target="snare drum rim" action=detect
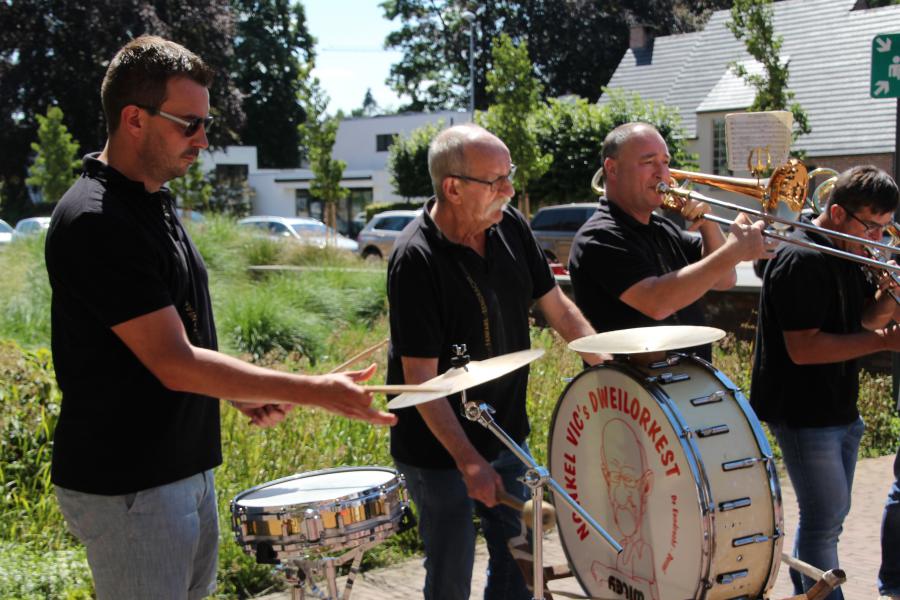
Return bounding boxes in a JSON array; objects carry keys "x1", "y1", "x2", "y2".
[
  {"x1": 547, "y1": 360, "x2": 711, "y2": 599},
  {"x1": 231, "y1": 465, "x2": 402, "y2": 516}
]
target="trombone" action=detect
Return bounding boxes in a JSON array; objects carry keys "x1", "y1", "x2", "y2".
[{"x1": 590, "y1": 162, "x2": 900, "y2": 275}]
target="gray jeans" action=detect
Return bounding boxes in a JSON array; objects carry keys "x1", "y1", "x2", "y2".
[{"x1": 55, "y1": 469, "x2": 218, "y2": 600}]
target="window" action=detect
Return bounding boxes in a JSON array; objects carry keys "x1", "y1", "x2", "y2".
[
  {"x1": 295, "y1": 189, "x2": 310, "y2": 216},
  {"x1": 375, "y1": 216, "x2": 414, "y2": 231},
  {"x1": 713, "y1": 119, "x2": 730, "y2": 176},
  {"x1": 376, "y1": 134, "x2": 397, "y2": 152},
  {"x1": 531, "y1": 207, "x2": 594, "y2": 232}
]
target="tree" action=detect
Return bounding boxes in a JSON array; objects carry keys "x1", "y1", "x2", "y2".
[
  {"x1": 477, "y1": 34, "x2": 551, "y2": 218},
  {"x1": 726, "y1": 0, "x2": 811, "y2": 146},
  {"x1": 387, "y1": 121, "x2": 445, "y2": 199},
  {"x1": 351, "y1": 88, "x2": 381, "y2": 118},
  {"x1": 233, "y1": 0, "x2": 315, "y2": 168},
  {"x1": 0, "y1": 1, "x2": 249, "y2": 222},
  {"x1": 529, "y1": 89, "x2": 695, "y2": 207},
  {"x1": 380, "y1": 0, "x2": 732, "y2": 112},
  {"x1": 25, "y1": 106, "x2": 81, "y2": 205},
  {"x1": 301, "y1": 81, "x2": 347, "y2": 244},
  {"x1": 169, "y1": 158, "x2": 212, "y2": 211}
]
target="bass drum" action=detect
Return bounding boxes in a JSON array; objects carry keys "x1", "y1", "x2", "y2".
[{"x1": 548, "y1": 354, "x2": 782, "y2": 600}]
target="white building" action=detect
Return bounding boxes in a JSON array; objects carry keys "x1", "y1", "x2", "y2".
[{"x1": 200, "y1": 110, "x2": 470, "y2": 234}]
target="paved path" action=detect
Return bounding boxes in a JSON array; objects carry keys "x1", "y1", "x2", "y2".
[{"x1": 257, "y1": 454, "x2": 895, "y2": 599}]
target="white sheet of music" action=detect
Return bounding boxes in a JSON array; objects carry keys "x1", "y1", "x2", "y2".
[{"x1": 725, "y1": 110, "x2": 793, "y2": 173}]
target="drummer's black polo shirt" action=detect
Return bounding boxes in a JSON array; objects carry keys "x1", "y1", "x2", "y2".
[
  {"x1": 568, "y1": 197, "x2": 710, "y2": 360},
  {"x1": 387, "y1": 199, "x2": 555, "y2": 469}
]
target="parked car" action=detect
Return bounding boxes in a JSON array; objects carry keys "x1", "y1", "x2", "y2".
[
  {"x1": 13, "y1": 216, "x2": 51, "y2": 238},
  {"x1": 0, "y1": 219, "x2": 12, "y2": 245},
  {"x1": 237, "y1": 216, "x2": 358, "y2": 252},
  {"x1": 357, "y1": 210, "x2": 420, "y2": 260},
  {"x1": 529, "y1": 203, "x2": 598, "y2": 264}
]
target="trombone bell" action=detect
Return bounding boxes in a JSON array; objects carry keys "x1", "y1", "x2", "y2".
[{"x1": 669, "y1": 158, "x2": 808, "y2": 213}]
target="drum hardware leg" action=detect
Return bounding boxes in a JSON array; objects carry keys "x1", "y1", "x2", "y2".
[
  {"x1": 777, "y1": 553, "x2": 846, "y2": 600},
  {"x1": 459, "y1": 390, "x2": 623, "y2": 600}
]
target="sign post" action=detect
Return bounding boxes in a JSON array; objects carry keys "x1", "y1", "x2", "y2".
[
  {"x1": 871, "y1": 33, "x2": 900, "y2": 409},
  {"x1": 871, "y1": 33, "x2": 900, "y2": 182}
]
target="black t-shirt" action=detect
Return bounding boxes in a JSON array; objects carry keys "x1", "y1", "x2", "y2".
[
  {"x1": 386, "y1": 199, "x2": 556, "y2": 468},
  {"x1": 45, "y1": 154, "x2": 221, "y2": 494},
  {"x1": 568, "y1": 198, "x2": 710, "y2": 360},
  {"x1": 749, "y1": 223, "x2": 871, "y2": 427}
]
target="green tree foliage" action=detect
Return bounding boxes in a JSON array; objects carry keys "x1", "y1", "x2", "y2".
[
  {"x1": 168, "y1": 158, "x2": 212, "y2": 211},
  {"x1": 387, "y1": 121, "x2": 444, "y2": 199},
  {"x1": 380, "y1": 0, "x2": 732, "y2": 112},
  {"x1": 477, "y1": 34, "x2": 551, "y2": 217},
  {"x1": 726, "y1": 0, "x2": 811, "y2": 143},
  {"x1": 0, "y1": 1, "x2": 244, "y2": 222},
  {"x1": 233, "y1": 0, "x2": 315, "y2": 168},
  {"x1": 529, "y1": 88, "x2": 695, "y2": 207},
  {"x1": 24, "y1": 106, "x2": 81, "y2": 205},
  {"x1": 301, "y1": 81, "x2": 348, "y2": 240},
  {"x1": 351, "y1": 88, "x2": 381, "y2": 117}
]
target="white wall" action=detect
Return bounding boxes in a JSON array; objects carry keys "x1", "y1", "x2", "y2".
[{"x1": 199, "y1": 110, "x2": 471, "y2": 216}]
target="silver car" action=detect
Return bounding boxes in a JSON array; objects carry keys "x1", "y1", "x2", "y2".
[
  {"x1": 357, "y1": 210, "x2": 420, "y2": 260},
  {"x1": 13, "y1": 216, "x2": 51, "y2": 238},
  {"x1": 0, "y1": 219, "x2": 12, "y2": 245},
  {"x1": 529, "y1": 203, "x2": 598, "y2": 264},
  {"x1": 237, "y1": 216, "x2": 359, "y2": 252}
]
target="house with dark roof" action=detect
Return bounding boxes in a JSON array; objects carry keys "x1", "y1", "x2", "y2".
[{"x1": 600, "y1": 0, "x2": 900, "y2": 179}]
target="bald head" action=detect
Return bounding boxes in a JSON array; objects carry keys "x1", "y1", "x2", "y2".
[{"x1": 428, "y1": 124, "x2": 505, "y2": 202}]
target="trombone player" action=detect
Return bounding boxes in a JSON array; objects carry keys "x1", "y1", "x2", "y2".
[
  {"x1": 569, "y1": 121, "x2": 773, "y2": 361},
  {"x1": 749, "y1": 165, "x2": 900, "y2": 600}
]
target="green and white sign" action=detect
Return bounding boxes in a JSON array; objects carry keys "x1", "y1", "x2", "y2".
[{"x1": 872, "y1": 33, "x2": 900, "y2": 99}]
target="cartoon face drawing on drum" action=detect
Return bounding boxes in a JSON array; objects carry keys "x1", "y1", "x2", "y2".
[{"x1": 590, "y1": 419, "x2": 659, "y2": 600}]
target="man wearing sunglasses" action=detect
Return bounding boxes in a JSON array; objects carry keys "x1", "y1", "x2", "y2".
[
  {"x1": 44, "y1": 36, "x2": 395, "y2": 600},
  {"x1": 386, "y1": 123, "x2": 602, "y2": 600},
  {"x1": 750, "y1": 165, "x2": 900, "y2": 600}
]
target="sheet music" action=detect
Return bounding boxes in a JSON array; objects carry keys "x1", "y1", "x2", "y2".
[{"x1": 725, "y1": 111, "x2": 793, "y2": 173}]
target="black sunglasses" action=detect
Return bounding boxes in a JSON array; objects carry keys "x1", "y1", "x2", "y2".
[{"x1": 136, "y1": 105, "x2": 214, "y2": 137}]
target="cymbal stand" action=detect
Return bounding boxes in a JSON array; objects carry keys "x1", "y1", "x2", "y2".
[{"x1": 458, "y1": 387, "x2": 623, "y2": 600}]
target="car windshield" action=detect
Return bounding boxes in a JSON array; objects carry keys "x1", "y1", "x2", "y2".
[
  {"x1": 0, "y1": 221, "x2": 11, "y2": 234},
  {"x1": 291, "y1": 222, "x2": 328, "y2": 236}
]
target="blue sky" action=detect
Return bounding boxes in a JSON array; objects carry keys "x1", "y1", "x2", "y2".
[{"x1": 304, "y1": 1, "x2": 405, "y2": 115}]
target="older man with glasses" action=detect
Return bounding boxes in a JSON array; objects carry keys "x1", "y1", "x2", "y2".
[
  {"x1": 45, "y1": 35, "x2": 395, "y2": 600},
  {"x1": 385, "y1": 123, "x2": 601, "y2": 600},
  {"x1": 750, "y1": 165, "x2": 900, "y2": 600}
]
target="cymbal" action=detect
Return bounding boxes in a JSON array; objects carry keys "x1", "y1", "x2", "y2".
[
  {"x1": 387, "y1": 348, "x2": 545, "y2": 410},
  {"x1": 568, "y1": 325, "x2": 726, "y2": 355}
]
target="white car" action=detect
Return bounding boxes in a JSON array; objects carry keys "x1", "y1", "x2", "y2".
[
  {"x1": 0, "y1": 219, "x2": 13, "y2": 245},
  {"x1": 13, "y1": 216, "x2": 51, "y2": 238},
  {"x1": 237, "y1": 216, "x2": 359, "y2": 252}
]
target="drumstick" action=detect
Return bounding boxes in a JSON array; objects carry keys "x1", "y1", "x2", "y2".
[
  {"x1": 328, "y1": 338, "x2": 389, "y2": 374},
  {"x1": 497, "y1": 489, "x2": 556, "y2": 531}
]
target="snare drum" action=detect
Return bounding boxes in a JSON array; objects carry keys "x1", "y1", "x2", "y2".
[
  {"x1": 231, "y1": 466, "x2": 411, "y2": 563},
  {"x1": 548, "y1": 354, "x2": 782, "y2": 600}
]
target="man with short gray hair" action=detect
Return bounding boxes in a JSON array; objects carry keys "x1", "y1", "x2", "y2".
[{"x1": 386, "y1": 123, "x2": 600, "y2": 600}]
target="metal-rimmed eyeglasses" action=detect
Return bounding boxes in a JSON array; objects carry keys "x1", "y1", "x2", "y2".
[
  {"x1": 449, "y1": 164, "x2": 516, "y2": 191},
  {"x1": 847, "y1": 211, "x2": 887, "y2": 235},
  {"x1": 136, "y1": 105, "x2": 214, "y2": 137}
]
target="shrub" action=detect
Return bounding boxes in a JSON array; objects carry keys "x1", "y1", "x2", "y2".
[{"x1": 0, "y1": 543, "x2": 92, "y2": 599}]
